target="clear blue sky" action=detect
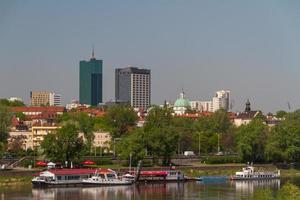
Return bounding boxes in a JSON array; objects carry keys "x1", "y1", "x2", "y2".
[{"x1": 1, "y1": 0, "x2": 300, "y2": 112}]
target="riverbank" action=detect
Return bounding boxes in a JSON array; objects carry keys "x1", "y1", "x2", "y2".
[{"x1": 1, "y1": 164, "x2": 299, "y2": 186}]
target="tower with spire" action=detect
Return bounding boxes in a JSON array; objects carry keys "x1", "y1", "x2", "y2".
[
  {"x1": 79, "y1": 49, "x2": 103, "y2": 106},
  {"x1": 245, "y1": 99, "x2": 251, "y2": 112}
]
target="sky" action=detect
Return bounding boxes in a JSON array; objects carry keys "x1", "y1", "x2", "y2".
[{"x1": 1, "y1": 0, "x2": 300, "y2": 113}]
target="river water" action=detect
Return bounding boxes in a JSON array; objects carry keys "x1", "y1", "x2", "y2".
[{"x1": 1, "y1": 178, "x2": 299, "y2": 200}]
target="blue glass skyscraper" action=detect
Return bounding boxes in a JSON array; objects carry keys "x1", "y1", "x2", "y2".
[{"x1": 79, "y1": 51, "x2": 102, "y2": 106}]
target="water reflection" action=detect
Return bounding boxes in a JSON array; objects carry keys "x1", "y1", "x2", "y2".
[
  {"x1": 19, "y1": 179, "x2": 291, "y2": 200},
  {"x1": 234, "y1": 179, "x2": 280, "y2": 195}
]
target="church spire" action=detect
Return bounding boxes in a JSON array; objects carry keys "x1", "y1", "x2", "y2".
[{"x1": 245, "y1": 99, "x2": 251, "y2": 112}]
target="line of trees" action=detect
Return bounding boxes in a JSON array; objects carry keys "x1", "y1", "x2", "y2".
[
  {"x1": 1, "y1": 101, "x2": 299, "y2": 167},
  {"x1": 32, "y1": 105, "x2": 300, "y2": 166}
]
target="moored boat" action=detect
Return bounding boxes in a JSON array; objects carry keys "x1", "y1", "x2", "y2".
[
  {"x1": 32, "y1": 169, "x2": 96, "y2": 187},
  {"x1": 197, "y1": 176, "x2": 228, "y2": 183},
  {"x1": 230, "y1": 166, "x2": 280, "y2": 180},
  {"x1": 81, "y1": 169, "x2": 134, "y2": 186},
  {"x1": 129, "y1": 170, "x2": 187, "y2": 182}
]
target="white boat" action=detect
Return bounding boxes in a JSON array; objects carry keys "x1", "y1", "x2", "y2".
[
  {"x1": 230, "y1": 166, "x2": 280, "y2": 180},
  {"x1": 32, "y1": 169, "x2": 97, "y2": 186},
  {"x1": 82, "y1": 169, "x2": 134, "y2": 186}
]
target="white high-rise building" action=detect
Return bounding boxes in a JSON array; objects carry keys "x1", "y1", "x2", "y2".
[
  {"x1": 49, "y1": 93, "x2": 62, "y2": 106},
  {"x1": 190, "y1": 101, "x2": 213, "y2": 112},
  {"x1": 212, "y1": 90, "x2": 230, "y2": 112}
]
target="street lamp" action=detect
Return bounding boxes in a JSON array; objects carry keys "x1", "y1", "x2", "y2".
[
  {"x1": 113, "y1": 138, "x2": 121, "y2": 158},
  {"x1": 198, "y1": 131, "x2": 201, "y2": 157},
  {"x1": 216, "y1": 133, "x2": 221, "y2": 153}
]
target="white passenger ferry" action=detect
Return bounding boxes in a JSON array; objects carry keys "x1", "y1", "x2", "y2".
[
  {"x1": 230, "y1": 166, "x2": 280, "y2": 180},
  {"x1": 82, "y1": 169, "x2": 134, "y2": 186}
]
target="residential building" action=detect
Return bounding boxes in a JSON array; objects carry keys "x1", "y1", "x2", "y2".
[
  {"x1": 233, "y1": 99, "x2": 262, "y2": 127},
  {"x1": 115, "y1": 67, "x2": 151, "y2": 109},
  {"x1": 30, "y1": 91, "x2": 50, "y2": 106},
  {"x1": 49, "y1": 93, "x2": 61, "y2": 106},
  {"x1": 212, "y1": 90, "x2": 230, "y2": 112},
  {"x1": 8, "y1": 131, "x2": 33, "y2": 150},
  {"x1": 79, "y1": 131, "x2": 111, "y2": 148},
  {"x1": 190, "y1": 101, "x2": 213, "y2": 112},
  {"x1": 32, "y1": 123, "x2": 59, "y2": 148},
  {"x1": 30, "y1": 91, "x2": 61, "y2": 106},
  {"x1": 79, "y1": 51, "x2": 103, "y2": 106}
]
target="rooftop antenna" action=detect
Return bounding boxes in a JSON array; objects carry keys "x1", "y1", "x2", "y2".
[
  {"x1": 287, "y1": 102, "x2": 291, "y2": 110},
  {"x1": 91, "y1": 45, "x2": 95, "y2": 59}
]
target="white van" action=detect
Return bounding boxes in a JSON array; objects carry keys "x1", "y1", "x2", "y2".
[{"x1": 184, "y1": 151, "x2": 195, "y2": 156}]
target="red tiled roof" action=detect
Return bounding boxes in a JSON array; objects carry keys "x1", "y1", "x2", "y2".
[
  {"x1": 44, "y1": 168, "x2": 114, "y2": 175},
  {"x1": 12, "y1": 106, "x2": 65, "y2": 113}
]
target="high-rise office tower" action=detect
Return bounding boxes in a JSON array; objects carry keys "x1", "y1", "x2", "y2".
[
  {"x1": 115, "y1": 67, "x2": 151, "y2": 109},
  {"x1": 79, "y1": 51, "x2": 103, "y2": 106}
]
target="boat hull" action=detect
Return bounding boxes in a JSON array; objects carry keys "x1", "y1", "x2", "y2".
[{"x1": 82, "y1": 180, "x2": 133, "y2": 186}]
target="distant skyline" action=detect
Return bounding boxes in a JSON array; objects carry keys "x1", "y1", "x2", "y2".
[{"x1": 1, "y1": 1, "x2": 300, "y2": 113}]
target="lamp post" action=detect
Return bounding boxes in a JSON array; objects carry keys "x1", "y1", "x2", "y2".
[
  {"x1": 217, "y1": 133, "x2": 221, "y2": 153},
  {"x1": 129, "y1": 152, "x2": 132, "y2": 172},
  {"x1": 198, "y1": 131, "x2": 201, "y2": 157},
  {"x1": 113, "y1": 138, "x2": 121, "y2": 158}
]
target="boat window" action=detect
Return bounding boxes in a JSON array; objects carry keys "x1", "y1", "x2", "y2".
[
  {"x1": 57, "y1": 176, "x2": 61, "y2": 180},
  {"x1": 99, "y1": 174, "x2": 105, "y2": 179},
  {"x1": 107, "y1": 174, "x2": 116, "y2": 180}
]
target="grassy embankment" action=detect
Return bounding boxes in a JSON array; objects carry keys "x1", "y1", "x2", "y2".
[{"x1": 0, "y1": 176, "x2": 32, "y2": 186}]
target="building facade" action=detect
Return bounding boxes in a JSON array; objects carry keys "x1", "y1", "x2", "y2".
[
  {"x1": 30, "y1": 91, "x2": 50, "y2": 106},
  {"x1": 190, "y1": 101, "x2": 213, "y2": 112},
  {"x1": 115, "y1": 67, "x2": 151, "y2": 109},
  {"x1": 79, "y1": 52, "x2": 103, "y2": 106},
  {"x1": 30, "y1": 91, "x2": 61, "y2": 106},
  {"x1": 212, "y1": 90, "x2": 230, "y2": 112},
  {"x1": 49, "y1": 93, "x2": 61, "y2": 106}
]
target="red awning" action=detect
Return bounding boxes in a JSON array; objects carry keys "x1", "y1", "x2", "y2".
[
  {"x1": 36, "y1": 161, "x2": 48, "y2": 167},
  {"x1": 81, "y1": 160, "x2": 96, "y2": 165},
  {"x1": 140, "y1": 171, "x2": 168, "y2": 176}
]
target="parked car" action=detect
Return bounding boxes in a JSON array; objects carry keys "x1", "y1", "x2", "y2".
[{"x1": 184, "y1": 151, "x2": 195, "y2": 156}]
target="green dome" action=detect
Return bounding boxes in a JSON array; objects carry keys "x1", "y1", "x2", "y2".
[
  {"x1": 174, "y1": 98, "x2": 190, "y2": 107},
  {"x1": 174, "y1": 92, "x2": 190, "y2": 107}
]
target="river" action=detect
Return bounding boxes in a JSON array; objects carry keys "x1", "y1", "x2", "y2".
[{"x1": 1, "y1": 178, "x2": 299, "y2": 200}]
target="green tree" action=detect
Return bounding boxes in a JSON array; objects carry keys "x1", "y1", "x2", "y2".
[
  {"x1": 0, "y1": 99, "x2": 25, "y2": 107},
  {"x1": 275, "y1": 110, "x2": 287, "y2": 119},
  {"x1": 41, "y1": 123, "x2": 85, "y2": 165},
  {"x1": 266, "y1": 110, "x2": 300, "y2": 162},
  {"x1": 236, "y1": 119, "x2": 268, "y2": 162},
  {"x1": 0, "y1": 105, "x2": 12, "y2": 152},
  {"x1": 103, "y1": 106, "x2": 138, "y2": 139},
  {"x1": 57, "y1": 112, "x2": 95, "y2": 154},
  {"x1": 172, "y1": 117, "x2": 196, "y2": 154},
  {"x1": 117, "y1": 128, "x2": 146, "y2": 166},
  {"x1": 15, "y1": 112, "x2": 26, "y2": 121},
  {"x1": 74, "y1": 112, "x2": 95, "y2": 153},
  {"x1": 194, "y1": 116, "x2": 218, "y2": 153},
  {"x1": 143, "y1": 107, "x2": 179, "y2": 165}
]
